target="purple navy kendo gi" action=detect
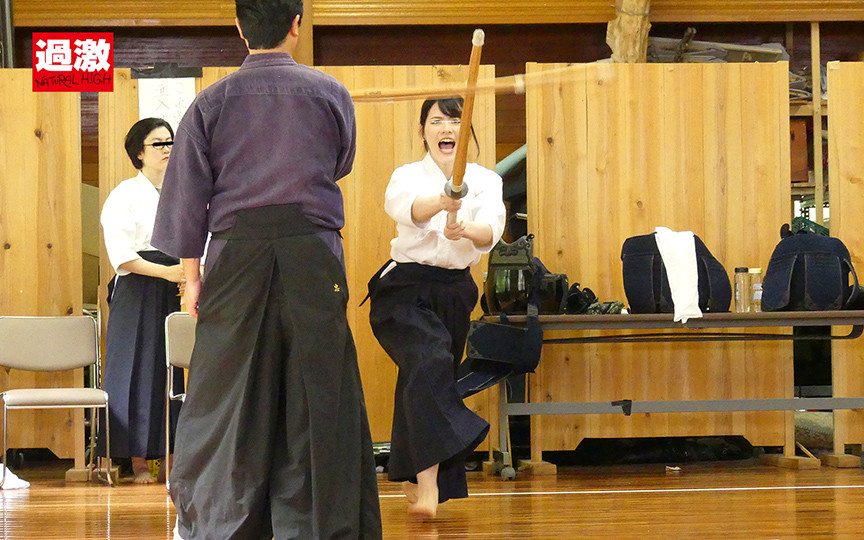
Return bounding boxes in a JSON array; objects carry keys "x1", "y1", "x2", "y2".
[{"x1": 151, "y1": 53, "x2": 381, "y2": 540}]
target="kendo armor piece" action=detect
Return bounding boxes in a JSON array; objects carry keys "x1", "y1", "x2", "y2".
[{"x1": 483, "y1": 234, "x2": 568, "y2": 316}]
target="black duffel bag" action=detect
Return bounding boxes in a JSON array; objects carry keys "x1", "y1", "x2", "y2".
[
  {"x1": 762, "y1": 231, "x2": 860, "y2": 311},
  {"x1": 620, "y1": 232, "x2": 731, "y2": 314}
]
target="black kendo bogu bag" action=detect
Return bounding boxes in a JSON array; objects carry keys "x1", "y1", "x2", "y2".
[
  {"x1": 762, "y1": 231, "x2": 860, "y2": 311},
  {"x1": 482, "y1": 234, "x2": 568, "y2": 315},
  {"x1": 457, "y1": 235, "x2": 563, "y2": 399},
  {"x1": 620, "y1": 233, "x2": 732, "y2": 314}
]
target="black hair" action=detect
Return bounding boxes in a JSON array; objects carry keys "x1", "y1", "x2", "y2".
[
  {"x1": 236, "y1": 0, "x2": 303, "y2": 50},
  {"x1": 420, "y1": 97, "x2": 463, "y2": 126},
  {"x1": 124, "y1": 118, "x2": 174, "y2": 170},
  {"x1": 419, "y1": 97, "x2": 479, "y2": 155}
]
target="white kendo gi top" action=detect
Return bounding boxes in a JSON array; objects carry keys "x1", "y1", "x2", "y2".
[
  {"x1": 384, "y1": 153, "x2": 507, "y2": 270},
  {"x1": 100, "y1": 171, "x2": 160, "y2": 276}
]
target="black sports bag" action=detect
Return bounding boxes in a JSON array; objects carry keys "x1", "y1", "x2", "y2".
[
  {"x1": 762, "y1": 231, "x2": 860, "y2": 311},
  {"x1": 620, "y1": 232, "x2": 732, "y2": 314}
]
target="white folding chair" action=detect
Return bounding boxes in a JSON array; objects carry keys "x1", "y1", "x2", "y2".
[
  {"x1": 0, "y1": 315, "x2": 112, "y2": 487},
  {"x1": 164, "y1": 311, "x2": 196, "y2": 489}
]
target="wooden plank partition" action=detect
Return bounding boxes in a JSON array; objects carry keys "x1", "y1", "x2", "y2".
[
  {"x1": 525, "y1": 62, "x2": 793, "y2": 456},
  {"x1": 12, "y1": 0, "x2": 864, "y2": 27},
  {"x1": 0, "y1": 69, "x2": 84, "y2": 463},
  {"x1": 827, "y1": 61, "x2": 864, "y2": 457},
  {"x1": 99, "y1": 64, "x2": 498, "y2": 448}
]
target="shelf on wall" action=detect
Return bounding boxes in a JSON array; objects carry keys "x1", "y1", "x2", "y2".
[
  {"x1": 790, "y1": 100, "x2": 828, "y2": 117},
  {"x1": 791, "y1": 182, "x2": 829, "y2": 197}
]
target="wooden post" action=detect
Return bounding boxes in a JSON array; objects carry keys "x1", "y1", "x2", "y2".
[
  {"x1": 0, "y1": 0, "x2": 13, "y2": 68},
  {"x1": 606, "y1": 0, "x2": 651, "y2": 63},
  {"x1": 811, "y1": 22, "x2": 824, "y2": 225}
]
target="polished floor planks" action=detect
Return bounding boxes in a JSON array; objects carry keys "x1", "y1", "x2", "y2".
[{"x1": 2, "y1": 459, "x2": 864, "y2": 538}]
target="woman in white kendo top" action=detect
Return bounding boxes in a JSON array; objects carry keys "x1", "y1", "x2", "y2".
[
  {"x1": 98, "y1": 118, "x2": 185, "y2": 484},
  {"x1": 369, "y1": 97, "x2": 506, "y2": 518}
]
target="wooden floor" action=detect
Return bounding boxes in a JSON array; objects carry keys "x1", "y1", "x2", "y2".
[{"x1": 2, "y1": 459, "x2": 864, "y2": 539}]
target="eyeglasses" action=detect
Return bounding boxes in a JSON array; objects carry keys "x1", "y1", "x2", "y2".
[
  {"x1": 429, "y1": 119, "x2": 461, "y2": 126},
  {"x1": 144, "y1": 141, "x2": 174, "y2": 149}
]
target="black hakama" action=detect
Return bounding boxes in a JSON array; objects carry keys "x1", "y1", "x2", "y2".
[
  {"x1": 97, "y1": 250, "x2": 184, "y2": 459},
  {"x1": 369, "y1": 263, "x2": 490, "y2": 503},
  {"x1": 169, "y1": 205, "x2": 381, "y2": 540}
]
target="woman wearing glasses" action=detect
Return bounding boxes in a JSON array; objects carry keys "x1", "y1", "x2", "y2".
[
  {"x1": 98, "y1": 118, "x2": 185, "y2": 484},
  {"x1": 368, "y1": 97, "x2": 506, "y2": 518}
]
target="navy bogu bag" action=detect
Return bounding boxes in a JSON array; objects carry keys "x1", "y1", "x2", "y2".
[
  {"x1": 620, "y1": 233, "x2": 732, "y2": 314},
  {"x1": 458, "y1": 235, "x2": 559, "y2": 399},
  {"x1": 482, "y1": 234, "x2": 568, "y2": 315},
  {"x1": 762, "y1": 232, "x2": 860, "y2": 311}
]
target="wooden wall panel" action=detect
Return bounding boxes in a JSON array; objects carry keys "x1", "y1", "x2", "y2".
[
  {"x1": 14, "y1": 0, "x2": 235, "y2": 27},
  {"x1": 650, "y1": 1, "x2": 864, "y2": 23},
  {"x1": 0, "y1": 69, "x2": 84, "y2": 462},
  {"x1": 14, "y1": 22, "x2": 864, "y2": 193},
  {"x1": 315, "y1": 0, "x2": 864, "y2": 24},
  {"x1": 13, "y1": 0, "x2": 864, "y2": 27},
  {"x1": 827, "y1": 62, "x2": 864, "y2": 454},
  {"x1": 99, "y1": 64, "x2": 498, "y2": 448},
  {"x1": 526, "y1": 62, "x2": 792, "y2": 454}
]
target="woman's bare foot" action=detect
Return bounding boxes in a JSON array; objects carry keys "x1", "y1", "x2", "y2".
[
  {"x1": 131, "y1": 457, "x2": 154, "y2": 484},
  {"x1": 402, "y1": 481, "x2": 419, "y2": 504},
  {"x1": 408, "y1": 494, "x2": 438, "y2": 519},
  {"x1": 408, "y1": 464, "x2": 438, "y2": 519}
]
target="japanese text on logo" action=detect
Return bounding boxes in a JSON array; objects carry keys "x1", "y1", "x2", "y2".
[{"x1": 32, "y1": 33, "x2": 114, "y2": 92}]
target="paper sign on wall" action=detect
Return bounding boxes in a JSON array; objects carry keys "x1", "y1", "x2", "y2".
[{"x1": 137, "y1": 78, "x2": 197, "y2": 133}]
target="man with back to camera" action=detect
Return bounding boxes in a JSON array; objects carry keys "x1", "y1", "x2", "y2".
[{"x1": 150, "y1": 0, "x2": 382, "y2": 538}]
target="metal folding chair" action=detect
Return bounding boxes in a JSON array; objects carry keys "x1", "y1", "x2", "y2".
[
  {"x1": 0, "y1": 315, "x2": 112, "y2": 487},
  {"x1": 164, "y1": 311, "x2": 195, "y2": 489}
]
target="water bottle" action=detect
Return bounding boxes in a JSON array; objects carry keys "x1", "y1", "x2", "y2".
[
  {"x1": 734, "y1": 267, "x2": 749, "y2": 313},
  {"x1": 748, "y1": 267, "x2": 763, "y2": 312}
]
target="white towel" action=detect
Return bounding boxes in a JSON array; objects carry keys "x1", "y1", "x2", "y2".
[
  {"x1": 654, "y1": 226, "x2": 702, "y2": 323},
  {"x1": 0, "y1": 464, "x2": 30, "y2": 490}
]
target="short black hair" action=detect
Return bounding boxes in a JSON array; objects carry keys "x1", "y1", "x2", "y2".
[
  {"x1": 419, "y1": 97, "x2": 479, "y2": 154},
  {"x1": 236, "y1": 0, "x2": 303, "y2": 50},
  {"x1": 124, "y1": 118, "x2": 174, "y2": 170}
]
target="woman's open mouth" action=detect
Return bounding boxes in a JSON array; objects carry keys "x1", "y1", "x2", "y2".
[{"x1": 438, "y1": 139, "x2": 456, "y2": 151}]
